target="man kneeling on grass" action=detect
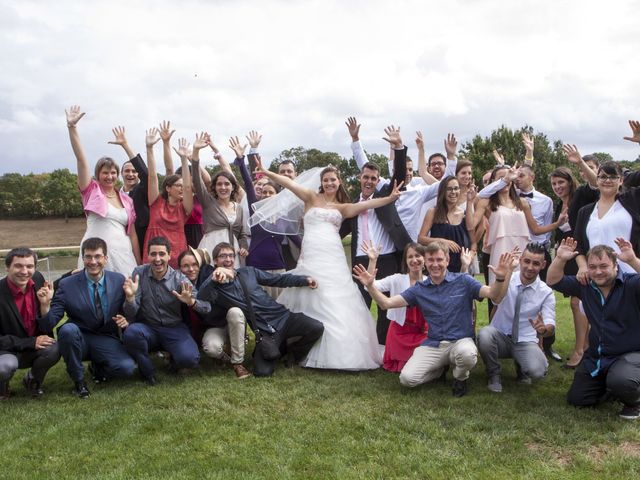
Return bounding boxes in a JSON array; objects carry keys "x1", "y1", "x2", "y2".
[
  {"x1": 353, "y1": 241, "x2": 515, "y2": 397},
  {"x1": 547, "y1": 237, "x2": 640, "y2": 420}
]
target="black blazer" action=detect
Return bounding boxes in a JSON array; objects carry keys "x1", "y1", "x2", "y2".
[
  {"x1": 340, "y1": 146, "x2": 412, "y2": 261},
  {"x1": 0, "y1": 272, "x2": 45, "y2": 352}
]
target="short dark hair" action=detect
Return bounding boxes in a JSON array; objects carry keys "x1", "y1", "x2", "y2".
[
  {"x1": 361, "y1": 162, "x2": 380, "y2": 173},
  {"x1": 524, "y1": 242, "x2": 546, "y2": 256},
  {"x1": 212, "y1": 242, "x2": 235, "y2": 260},
  {"x1": 586, "y1": 244, "x2": 617, "y2": 264},
  {"x1": 81, "y1": 237, "x2": 108, "y2": 256},
  {"x1": 278, "y1": 160, "x2": 296, "y2": 170},
  {"x1": 428, "y1": 153, "x2": 446, "y2": 166},
  {"x1": 423, "y1": 240, "x2": 449, "y2": 257},
  {"x1": 582, "y1": 154, "x2": 600, "y2": 167},
  {"x1": 5, "y1": 247, "x2": 37, "y2": 268},
  {"x1": 148, "y1": 236, "x2": 171, "y2": 254}
]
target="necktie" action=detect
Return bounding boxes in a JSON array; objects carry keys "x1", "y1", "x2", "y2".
[
  {"x1": 511, "y1": 285, "x2": 524, "y2": 343},
  {"x1": 360, "y1": 207, "x2": 370, "y2": 246},
  {"x1": 519, "y1": 192, "x2": 534, "y2": 199},
  {"x1": 93, "y1": 282, "x2": 104, "y2": 322}
]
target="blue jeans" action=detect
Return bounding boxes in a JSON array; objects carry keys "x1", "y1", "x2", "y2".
[
  {"x1": 123, "y1": 322, "x2": 200, "y2": 379},
  {"x1": 57, "y1": 322, "x2": 136, "y2": 383}
]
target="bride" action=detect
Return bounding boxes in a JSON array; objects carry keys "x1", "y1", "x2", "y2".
[{"x1": 251, "y1": 161, "x2": 403, "y2": 370}]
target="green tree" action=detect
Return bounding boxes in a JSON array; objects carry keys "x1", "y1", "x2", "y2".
[{"x1": 42, "y1": 169, "x2": 84, "y2": 220}]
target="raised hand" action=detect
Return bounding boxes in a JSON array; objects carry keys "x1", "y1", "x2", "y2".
[
  {"x1": 193, "y1": 131, "x2": 208, "y2": 151},
  {"x1": 389, "y1": 180, "x2": 404, "y2": 201},
  {"x1": 172, "y1": 137, "x2": 191, "y2": 159},
  {"x1": 229, "y1": 136, "x2": 247, "y2": 159},
  {"x1": 253, "y1": 154, "x2": 266, "y2": 173},
  {"x1": 123, "y1": 274, "x2": 139, "y2": 299},
  {"x1": 528, "y1": 313, "x2": 546, "y2": 337},
  {"x1": 623, "y1": 120, "x2": 640, "y2": 144},
  {"x1": 562, "y1": 144, "x2": 582, "y2": 165},
  {"x1": 487, "y1": 251, "x2": 516, "y2": 280},
  {"x1": 107, "y1": 126, "x2": 128, "y2": 146},
  {"x1": 382, "y1": 125, "x2": 403, "y2": 148},
  {"x1": 65, "y1": 105, "x2": 85, "y2": 128},
  {"x1": 556, "y1": 238, "x2": 579, "y2": 261},
  {"x1": 246, "y1": 130, "x2": 262, "y2": 149},
  {"x1": 352, "y1": 264, "x2": 376, "y2": 287},
  {"x1": 415, "y1": 131, "x2": 425, "y2": 150},
  {"x1": 36, "y1": 281, "x2": 53, "y2": 306},
  {"x1": 172, "y1": 281, "x2": 195, "y2": 305},
  {"x1": 466, "y1": 183, "x2": 477, "y2": 202},
  {"x1": 145, "y1": 127, "x2": 161, "y2": 148},
  {"x1": 492, "y1": 149, "x2": 505, "y2": 166},
  {"x1": 346, "y1": 117, "x2": 360, "y2": 142},
  {"x1": 459, "y1": 247, "x2": 476, "y2": 271},
  {"x1": 444, "y1": 133, "x2": 457, "y2": 159},
  {"x1": 159, "y1": 120, "x2": 176, "y2": 142},
  {"x1": 614, "y1": 237, "x2": 637, "y2": 264},
  {"x1": 112, "y1": 314, "x2": 129, "y2": 329},
  {"x1": 522, "y1": 132, "x2": 534, "y2": 154},
  {"x1": 361, "y1": 241, "x2": 381, "y2": 261}
]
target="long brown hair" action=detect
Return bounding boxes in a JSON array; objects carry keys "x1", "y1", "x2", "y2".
[
  {"x1": 319, "y1": 165, "x2": 351, "y2": 204},
  {"x1": 549, "y1": 167, "x2": 576, "y2": 203},
  {"x1": 210, "y1": 171, "x2": 241, "y2": 202},
  {"x1": 488, "y1": 166, "x2": 523, "y2": 212},
  {"x1": 433, "y1": 176, "x2": 459, "y2": 224}
]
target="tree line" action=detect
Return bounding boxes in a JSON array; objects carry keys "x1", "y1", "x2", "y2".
[{"x1": 1, "y1": 125, "x2": 636, "y2": 219}]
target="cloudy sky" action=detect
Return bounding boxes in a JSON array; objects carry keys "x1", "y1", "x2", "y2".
[{"x1": 1, "y1": 0, "x2": 639, "y2": 175}]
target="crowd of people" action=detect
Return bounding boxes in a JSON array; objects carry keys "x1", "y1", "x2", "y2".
[{"x1": 2, "y1": 106, "x2": 640, "y2": 420}]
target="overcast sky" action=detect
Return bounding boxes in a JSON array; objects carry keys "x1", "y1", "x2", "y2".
[{"x1": 1, "y1": 0, "x2": 639, "y2": 175}]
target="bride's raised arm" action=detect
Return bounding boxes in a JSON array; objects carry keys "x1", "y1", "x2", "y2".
[
  {"x1": 338, "y1": 181, "x2": 404, "y2": 219},
  {"x1": 255, "y1": 158, "x2": 316, "y2": 206}
]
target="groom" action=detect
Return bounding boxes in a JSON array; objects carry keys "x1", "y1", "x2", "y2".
[{"x1": 197, "y1": 242, "x2": 324, "y2": 377}]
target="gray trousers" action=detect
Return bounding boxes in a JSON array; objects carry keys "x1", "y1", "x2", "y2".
[
  {"x1": 477, "y1": 326, "x2": 548, "y2": 379},
  {"x1": 0, "y1": 344, "x2": 61, "y2": 385}
]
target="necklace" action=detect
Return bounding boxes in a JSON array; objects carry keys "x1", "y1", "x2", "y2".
[{"x1": 105, "y1": 192, "x2": 116, "y2": 198}]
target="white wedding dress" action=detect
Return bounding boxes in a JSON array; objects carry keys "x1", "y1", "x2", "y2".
[{"x1": 277, "y1": 207, "x2": 382, "y2": 370}]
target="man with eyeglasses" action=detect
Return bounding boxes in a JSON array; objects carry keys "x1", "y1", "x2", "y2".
[
  {"x1": 122, "y1": 236, "x2": 211, "y2": 385},
  {"x1": 198, "y1": 242, "x2": 324, "y2": 377},
  {"x1": 40, "y1": 237, "x2": 136, "y2": 398},
  {"x1": 1, "y1": 247, "x2": 60, "y2": 400},
  {"x1": 477, "y1": 242, "x2": 556, "y2": 393}
]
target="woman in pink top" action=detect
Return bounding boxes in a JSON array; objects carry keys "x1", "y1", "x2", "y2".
[
  {"x1": 142, "y1": 132, "x2": 193, "y2": 269},
  {"x1": 66, "y1": 105, "x2": 140, "y2": 275}
]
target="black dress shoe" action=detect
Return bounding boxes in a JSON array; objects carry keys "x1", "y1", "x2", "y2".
[
  {"x1": 544, "y1": 348, "x2": 563, "y2": 362},
  {"x1": 452, "y1": 379, "x2": 468, "y2": 397},
  {"x1": 88, "y1": 364, "x2": 108, "y2": 384},
  {"x1": 22, "y1": 372, "x2": 44, "y2": 398},
  {"x1": 73, "y1": 381, "x2": 90, "y2": 399}
]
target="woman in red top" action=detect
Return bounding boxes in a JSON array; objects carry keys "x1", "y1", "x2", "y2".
[{"x1": 143, "y1": 130, "x2": 193, "y2": 268}]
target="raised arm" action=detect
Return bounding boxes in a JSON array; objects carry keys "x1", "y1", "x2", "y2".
[
  {"x1": 415, "y1": 131, "x2": 437, "y2": 184},
  {"x1": 227, "y1": 136, "x2": 247, "y2": 201},
  {"x1": 563, "y1": 144, "x2": 598, "y2": 186},
  {"x1": 522, "y1": 201, "x2": 566, "y2": 235},
  {"x1": 382, "y1": 125, "x2": 406, "y2": 189},
  {"x1": 207, "y1": 134, "x2": 234, "y2": 177},
  {"x1": 522, "y1": 132, "x2": 534, "y2": 166},
  {"x1": 190, "y1": 132, "x2": 214, "y2": 204},
  {"x1": 478, "y1": 251, "x2": 516, "y2": 303},
  {"x1": 145, "y1": 128, "x2": 162, "y2": 206},
  {"x1": 108, "y1": 126, "x2": 135, "y2": 160},
  {"x1": 623, "y1": 120, "x2": 640, "y2": 144},
  {"x1": 173, "y1": 138, "x2": 193, "y2": 216},
  {"x1": 547, "y1": 238, "x2": 579, "y2": 286},
  {"x1": 615, "y1": 237, "x2": 640, "y2": 272},
  {"x1": 66, "y1": 105, "x2": 91, "y2": 190},
  {"x1": 346, "y1": 117, "x2": 369, "y2": 170},
  {"x1": 159, "y1": 120, "x2": 176, "y2": 175},
  {"x1": 352, "y1": 264, "x2": 408, "y2": 310},
  {"x1": 339, "y1": 181, "x2": 403, "y2": 219},
  {"x1": 254, "y1": 157, "x2": 316, "y2": 205}
]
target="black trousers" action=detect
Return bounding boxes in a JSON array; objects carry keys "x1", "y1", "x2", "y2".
[
  {"x1": 353, "y1": 253, "x2": 399, "y2": 345},
  {"x1": 538, "y1": 249, "x2": 556, "y2": 352},
  {"x1": 567, "y1": 352, "x2": 640, "y2": 407},
  {"x1": 0, "y1": 344, "x2": 61, "y2": 384},
  {"x1": 252, "y1": 312, "x2": 324, "y2": 377}
]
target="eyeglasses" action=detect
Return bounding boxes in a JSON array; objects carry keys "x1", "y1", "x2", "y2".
[
  {"x1": 83, "y1": 254, "x2": 104, "y2": 261},
  {"x1": 430, "y1": 162, "x2": 445, "y2": 167},
  {"x1": 597, "y1": 175, "x2": 620, "y2": 183},
  {"x1": 446, "y1": 186, "x2": 460, "y2": 192},
  {"x1": 217, "y1": 253, "x2": 236, "y2": 259}
]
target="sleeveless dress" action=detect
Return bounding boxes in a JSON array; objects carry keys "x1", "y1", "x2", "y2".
[
  {"x1": 486, "y1": 206, "x2": 530, "y2": 283},
  {"x1": 78, "y1": 204, "x2": 137, "y2": 276},
  {"x1": 277, "y1": 207, "x2": 382, "y2": 370}
]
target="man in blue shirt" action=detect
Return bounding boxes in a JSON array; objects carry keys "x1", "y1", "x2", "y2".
[
  {"x1": 547, "y1": 237, "x2": 640, "y2": 420},
  {"x1": 354, "y1": 241, "x2": 515, "y2": 397},
  {"x1": 198, "y1": 242, "x2": 324, "y2": 377},
  {"x1": 41, "y1": 237, "x2": 136, "y2": 398}
]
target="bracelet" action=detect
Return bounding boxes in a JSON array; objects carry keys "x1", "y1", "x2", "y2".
[
  {"x1": 495, "y1": 277, "x2": 505, "y2": 282},
  {"x1": 67, "y1": 124, "x2": 76, "y2": 129},
  {"x1": 213, "y1": 153, "x2": 222, "y2": 160}
]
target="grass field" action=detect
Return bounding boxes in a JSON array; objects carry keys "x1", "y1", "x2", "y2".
[{"x1": 2, "y1": 292, "x2": 640, "y2": 479}]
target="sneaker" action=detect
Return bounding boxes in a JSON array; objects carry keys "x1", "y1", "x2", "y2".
[
  {"x1": 619, "y1": 404, "x2": 640, "y2": 420},
  {"x1": 544, "y1": 348, "x2": 563, "y2": 362},
  {"x1": 233, "y1": 364, "x2": 252, "y2": 380},
  {"x1": 73, "y1": 381, "x2": 90, "y2": 399},
  {"x1": 452, "y1": 379, "x2": 468, "y2": 397},
  {"x1": 487, "y1": 375, "x2": 502, "y2": 393},
  {"x1": 517, "y1": 375, "x2": 532, "y2": 385},
  {"x1": 22, "y1": 371, "x2": 44, "y2": 398}
]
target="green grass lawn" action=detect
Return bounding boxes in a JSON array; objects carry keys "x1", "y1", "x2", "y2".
[{"x1": 2, "y1": 293, "x2": 640, "y2": 479}]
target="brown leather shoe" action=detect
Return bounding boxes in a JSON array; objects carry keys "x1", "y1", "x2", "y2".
[{"x1": 233, "y1": 364, "x2": 252, "y2": 380}]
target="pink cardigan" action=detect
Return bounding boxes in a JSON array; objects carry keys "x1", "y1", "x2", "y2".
[{"x1": 80, "y1": 179, "x2": 136, "y2": 234}]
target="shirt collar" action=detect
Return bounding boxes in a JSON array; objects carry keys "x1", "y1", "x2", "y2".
[
  {"x1": 514, "y1": 274, "x2": 539, "y2": 291},
  {"x1": 6, "y1": 277, "x2": 34, "y2": 295},
  {"x1": 146, "y1": 264, "x2": 174, "y2": 281},
  {"x1": 424, "y1": 271, "x2": 455, "y2": 286},
  {"x1": 84, "y1": 270, "x2": 105, "y2": 286}
]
